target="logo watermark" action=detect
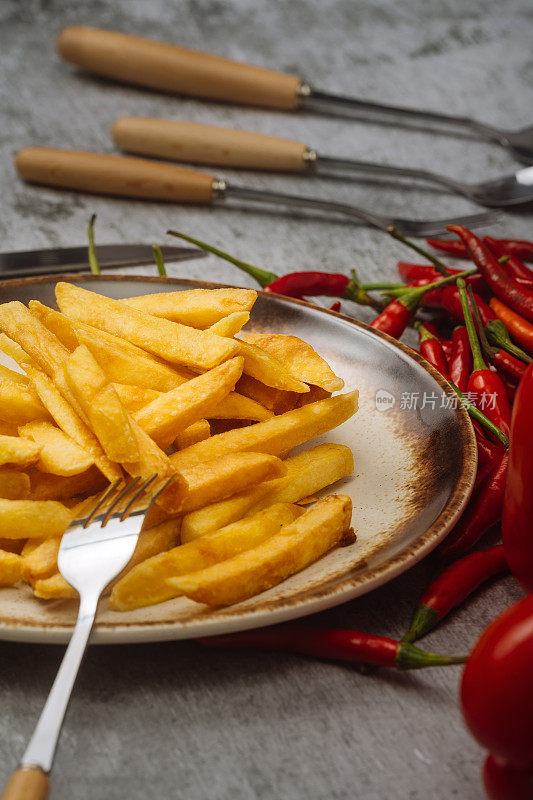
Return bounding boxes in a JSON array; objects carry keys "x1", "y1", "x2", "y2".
[
  {"x1": 374, "y1": 389, "x2": 396, "y2": 412},
  {"x1": 374, "y1": 390, "x2": 498, "y2": 412}
]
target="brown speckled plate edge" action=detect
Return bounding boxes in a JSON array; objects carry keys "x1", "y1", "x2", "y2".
[{"x1": 0, "y1": 274, "x2": 477, "y2": 644}]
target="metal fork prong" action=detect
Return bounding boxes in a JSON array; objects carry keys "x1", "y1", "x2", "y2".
[
  {"x1": 119, "y1": 473, "x2": 160, "y2": 521},
  {"x1": 100, "y1": 476, "x2": 143, "y2": 527},
  {"x1": 82, "y1": 478, "x2": 124, "y2": 529},
  {"x1": 147, "y1": 474, "x2": 178, "y2": 509}
]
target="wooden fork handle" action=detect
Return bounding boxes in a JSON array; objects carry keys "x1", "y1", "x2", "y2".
[
  {"x1": 112, "y1": 118, "x2": 309, "y2": 172},
  {"x1": 15, "y1": 148, "x2": 215, "y2": 203},
  {"x1": 57, "y1": 26, "x2": 302, "y2": 110},
  {"x1": 1, "y1": 767, "x2": 49, "y2": 800}
]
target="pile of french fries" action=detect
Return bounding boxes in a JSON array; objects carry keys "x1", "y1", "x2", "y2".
[{"x1": 0, "y1": 282, "x2": 358, "y2": 610}]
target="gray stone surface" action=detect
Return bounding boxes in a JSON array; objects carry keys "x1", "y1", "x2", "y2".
[{"x1": 0, "y1": 1, "x2": 531, "y2": 797}]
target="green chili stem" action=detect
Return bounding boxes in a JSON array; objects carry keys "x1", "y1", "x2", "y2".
[
  {"x1": 361, "y1": 281, "x2": 404, "y2": 291},
  {"x1": 87, "y1": 214, "x2": 100, "y2": 276},
  {"x1": 152, "y1": 245, "x2": 167, "y2": 277},
  {"x1": 167, "y1": 230, "x2": 277, "y2": 287},
  {"x1": 384, "y1": 268, "x2": 477, "y2": 299},
  {"x1": 449, "y1": 381, "x2": 509, "y2": 449},
  {"x1": 486, "y1": 320, "x2": 532, "y2": 364},
  {"x1": 414, "y1": 321, "x2": 436, "y2": 343},
  {"x1": 466, "y1": 284, "x2": 497, "y2": 361},
  {"x1": 457, "y1": 278, "x2": 487, "y2": 372},
  {"x1": 387, "y1": 226, "x2": 450, "y2": 276}
]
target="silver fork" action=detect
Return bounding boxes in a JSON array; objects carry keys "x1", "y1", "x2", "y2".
[{"x1": 1, "y1": 474, "x2": 174, "y2": 800}]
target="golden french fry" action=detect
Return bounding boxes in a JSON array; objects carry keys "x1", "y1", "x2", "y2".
[
  {"x1": 122, "y1": 287, "x2": 257, "y2": 327},
  {"x1": 125, "y1": 418, "x2": 185, "y2": 514},
  {"x1": 171, "y1": 391, "x2": 358, "y2": 470},
  {"x1": 0, "y1": 380, "x2": 51, "y2": 424},
  {"x1": 29, "y1": 466, "x2": 107, "y2": 501},
  {"x1": 243, "y1": 333, "x2": 344, "y2": 392},
  {"x1": 179, "y1": 452, "x2": 285, "y2": 514},
  {"x1": 56, "y1": 282, "x2": 240, "y2": 370},
  {"x1": 238, "y1": 340, "x2": 309, "y2": 393},
  {"x1": 0, "y1": 301, "x2": 69, "y2": 377},
  {"x1": 0, "y1": 333, "x2": 39, "y2": 371},
  {"x1": 0, "y1": 435, "x2": 40, "y2": 468},
  {"x1": 208, "y1": 311, "x2": 250, "y2": 337},
  {"x1": 170, "y1": 494, "x2": 353, "y2": 606},
  {"x1": 0, "y1": 469, "x2": 31, "y2": 500},
  {"x1": 0, "y1": 498, "x2": 72, "y2": 539},
  {"x1": 174, "y1": 419, "x2": 211, "y2": 450},
  {"x1": 113, "y1": 384, "x2": 161, "y2": 412},
  {"x1": 110, "y1": 502, "x2": 303, "y2": 611},
  {"x1": 0, "y1": 550, "x2": 23, "y2": 585},
  {"x1": 235, "y1": 374, "x2": 299, "y2": 415},
  {"x1": 21, "y1": 536, "x2": 61, "y2": 581},
  {"x1": 19, "y1": 421, "x2": 94, "y2": 477},
  {"x1": 29, "y1": 300, "x2": 80, "y2": 350},
  {"x1": 181, "y1": 443, "x2": 354, "y2": 542},
  {"x1": 0, "y1": 363, "x2": 27, "y2": 384},
  {"x1": 33, "y1": 573, "x2": 77, "y2": 599},
  {"x1": 27, "y1": 365, "x2": 122, "y2": 483},
  {"x1": 207, "y1": 393, "x2": 272, "y2": 422},
  {"x1": 134, "y1": 356, "x2": 243, "y2": 448},
  {"x1": 0, "y1": 422, "x2": 19, "y2": 437},
  {"x1": 297, "y1": 385, "x2": 331, "y2": 407}
]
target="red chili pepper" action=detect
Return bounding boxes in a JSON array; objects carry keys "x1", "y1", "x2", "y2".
[
  {"x1": 415, "y1": 322, "x2": 448, "y2": 377},
  {"x1": 397, "y1": 262, "x2": 488, "y2": 294},
  {"x1": 503, "y1": 361, "x2": 533, "y2": 593},
  {"x1": 440, "y1": 338, "x2": 452, "y2": 360},
  {"x1": 501, "y1": 375, "x2": 518, "y2": 403},
  {"x1": 490, "y1": 298, "x2": 533, "y2": 355},
  {"x1": 483, "y1": 755, "x2": 533, "y2": 800},
  {"x1": 493, "y1": 351, "x2": 527, "y2": 383},
  {"x1": 461, "y1": 591, "x2": 533, "y2": 769},
  {"x1": 403, "y1": 545, "x2": 508, "y2": 643},
  {"x1": 473, "y1": 423, "x2": 504, "y2": 489},
  {"x1": 371, "y1": 269, "x2": 476, "y2": 338},
  {"x1": 448, "y1": 326, "x2": 472, "y2": 392},
  {"x1": 329, "y1": 301, "x2": 341, "y2": 312},
  {"x1": 485, "y1": 238, "x2": 533, "y2": 287},
  {"x1": 422, "y1": 284, "x2": 496, "y2": 327},
  {"x1": 458, "y1": 280, "x2": 511, "y2": 436},
  {"x1": 448, "y1": 226, "x2": 533, "y2": 324},
  {"x1": 438, "y1": 453, "x2": 508, "y2": 559},
  {"x1": 199, "y1": 626, "x2": 466, "y2": 669},
  {"x1": 427, "y1": 236, "x2": 533, "y2": 263},
  {"x1": 482, "y1": 236, "x2": 533, "y2": 264}
]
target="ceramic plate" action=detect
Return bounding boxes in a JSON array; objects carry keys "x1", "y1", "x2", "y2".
[{"x1": 0, "y1": 275, "x2": 476, "y2": 644}]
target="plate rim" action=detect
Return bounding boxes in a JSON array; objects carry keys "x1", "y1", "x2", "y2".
[{"x1": 0, "y1": 274, "x2": 477, "y2": 644}]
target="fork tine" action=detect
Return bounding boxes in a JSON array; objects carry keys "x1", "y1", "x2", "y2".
[
  {"x1": 81, "y1": 478, "x2": 124, "y2": 529},
  {"x1": 100, "y1": 476, "x2": 142, "y2": 527},
  {"x1": 119, "y1": 473, "x2": 159, "y2": 521},
  {"x1": 148, "y1": 474, "x2": 178, "y2": 509}
]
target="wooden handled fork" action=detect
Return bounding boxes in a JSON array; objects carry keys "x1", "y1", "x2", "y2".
[{"x1": 1, "y1": 474, "x2": 175, "y2": 800}]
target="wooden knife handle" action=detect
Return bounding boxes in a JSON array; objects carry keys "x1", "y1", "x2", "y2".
[
  {"x1": 15, "y1": 148, "x2": 215, "y2": 203},
  {"x1": 57, "y1": 26, "x2": 302, "y2": 110},
  {"x1": 112, "y1": 118, "x2": 309, "y2": 172},
  {"x1": 1, "y1": 767, "x2": 49, "y2": 800}
]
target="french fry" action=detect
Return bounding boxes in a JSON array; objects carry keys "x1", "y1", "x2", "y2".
[
  {"x1": 110, "y1": 502, "x2": 303, "y2": 611},
  {"x1": 56, "y1": 282, "x2": 240, "y2": 370},
  {"x1": 0, "y1": 435, "x2": 40, "y2": 468},
  {"x1": 0, "y1": 470, "x2": 31, "y2": 500},
  {"x1": 181, "y1": 443, "x2": 354, "y2": 541},
  {"x1": 21, "y1": 536, "x2": 61, "y2": 581},
  {"x1": 0, "y1": 363, "x2": 27, "y2": 384},
  {"x1": 0, "y1": 498, "x2": 72, "y2": 539},
  {"x1": 0, "y1": 538, "x2": 25, "y2": 554},
  {"x1": 297, "y1": 385, "x2": 332, "y2": 407},
  {"x1": 208, "y1": 311, "x2": 249, "y2": 337},
  {"x1": 134, "y1": 356, "x2": 243, "y2": 448},
  {"x1": 0, "y1": 301, "x2": 69, "y2": 376},
  {"x1": 29, "y1": 467, "x2": 107, "y2": 501},
  {"x1": 243, "y1": 333, "x2": 344, "y2": 392},
  {"x1": 179, "y1": 452, "x2": 286, "y2": 514},
  {"x1": 0, "y1": 333, "x2": 38, "y2": 370},
  {"x1": 113, "y1": 384, "x2": 161, "y2": 412},
  {"x1": 171, "y1": 391, "x2": 358, "y2": 470},
  {"x1": 122, "y1": 287, "x2": 257, "y2": 327},
  {"x1": 175, "y1": 419, "x2": 211, "y2": 449},
  {"x1": 33, "y1": 516, "x2": 182, "y2": 600},
  {"x1": 0, "y1": 550, "x2": 23, "y2": 585},
  {"x1": 29, "y1": 300, "x2": 80, "y2": 350},
  {"x1": 27, "y1": 366, "x2": 122, "y2": 483},
  {"x1": 238, "y1": 340, "x2": 309, "y2": 393},
  {"x1": 235, "y1": 374, "x2": 299, "y2": 415},
  {"x1": 170, "y1": 495, "x2": 353, "y2": 606},
  {"x1": 0, "y1": 380, "x2": 51, "y2": 424},
  {"x1": 206, "y1": 393, "x2": 272, "y2": 422},
  {"x1": 19, "y1": 421, "x2": 94, "y2": 476},
  {"x1": 0, "y1": 422, "x2": 19, "y2": 437},
  {"x1": 126, "y1": 418, "x2": 185, "y2": 514}
]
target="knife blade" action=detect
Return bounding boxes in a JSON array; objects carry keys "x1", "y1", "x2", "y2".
[{"x1": 0, "y1": 243, "x2": 205, "y2": 280}]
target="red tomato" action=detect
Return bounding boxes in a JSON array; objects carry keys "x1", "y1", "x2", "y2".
[
  {"x1": 461, "y1": 593, "x2": 533, "y2": 768},
  {"x1": 483, "y1": 755, "x2": 533, "y2": 800}
]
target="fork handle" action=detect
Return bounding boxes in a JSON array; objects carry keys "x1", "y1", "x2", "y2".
[
  {"x1": 57, "y1": 26, "x2": 302, "y2": 110},
  {"x1": 1, "y1": 768, "x2": 49, "y2": 800},
  {"x1": 112, "y1": 118, "x2": 310, "y2": 172}
]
